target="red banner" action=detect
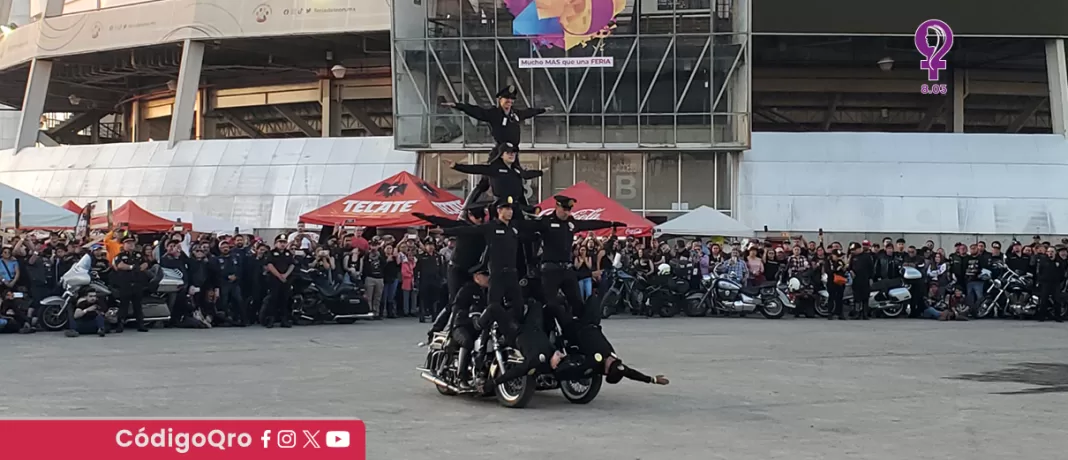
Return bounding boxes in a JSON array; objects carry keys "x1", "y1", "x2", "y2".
[{"x1": 0, "y1": 419, "x2": 365, "y2": 459}]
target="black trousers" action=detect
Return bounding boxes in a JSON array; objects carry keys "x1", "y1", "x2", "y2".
[
  {"x1": 853, "y1": 281, "x2": 871, "y2": 318},
  {"x1": 116, "y1": 284, "x2": 145, "y2": 328},
  {"x1": 419, "y1": 283, "x2": 439, "y2": 318},
  {"x1": 828, "y1": 284, "x2": 846, "y2": 318},
  {"x1": 1037, "y1": 282, "x2": 1060, "y2": 320},
  {"x1": 446, "y1": 264, "x2": 470, "y2": 303},
  {"x1": 263, "y1": 279, "x2": 293, "y2": 325},
  {"x1": 218, "y1": 283, "x2": 245, "y2": 322},
  {"x1": 541, "y1": 266, "x2": 584, "y2": 317},
  {"x1": 488, "y1": 270, "x2": 524, "y2": 312}
]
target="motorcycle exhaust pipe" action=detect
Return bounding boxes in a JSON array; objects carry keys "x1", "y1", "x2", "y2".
[{"x1": 420, "y1": 372, "x2": 462, "y2": 393}]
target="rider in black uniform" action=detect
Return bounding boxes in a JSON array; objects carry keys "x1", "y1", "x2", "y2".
[
  {"x1": 533, "y1": 195, "x2": 621, "y2": 332},
  {"x1": 442, "y1": 85, "x2": 550, "y2": 149},
  {"x1": 427, "y1": 262, "x2": 491, "y2": 388}
]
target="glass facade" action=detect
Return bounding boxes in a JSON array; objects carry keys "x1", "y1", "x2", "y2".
[
  {"x1": 419, "y1": 152, "x2": 736, "y2": 220},
  {"x1": 392, "y1": 0, "x2": 752, "y2": 151}
]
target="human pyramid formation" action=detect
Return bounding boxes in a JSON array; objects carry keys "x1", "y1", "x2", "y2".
[{"x1": 413, "y1": 86, "x2": 669, "y2": 396}]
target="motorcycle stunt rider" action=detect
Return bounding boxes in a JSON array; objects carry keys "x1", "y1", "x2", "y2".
[
  {"x1": 412, "y1": 203, "x2": 489, "y2": 301},
  {"x1": 445, "y1": 143, "x2": 543, "y2": 277},
  {"x1": 549, "y1": 319, "x2": 669, "y2": 386},
  {"x1": 436, "y1": 196, "x2": 554, "y2": 388},
  {"x1": 112, "y1": 234, "x2": 150, "y2": 333},
  {"x1": 427, "y1": 262, "x2": 491, "y2": 389},
  {"x1": 535, "y1": 195, "x2": 622, "y2": 330},
  {"x1": 441, "y1": 85, "x2": 550, "y2": 149}
]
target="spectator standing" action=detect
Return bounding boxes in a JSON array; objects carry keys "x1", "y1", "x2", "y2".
[
  {"x1": 575, "y1": 246, "x2": 594, "y2": 300},
  {"x1": 415, "y1": 241, "x2": 444, "y2": 322},
  {"x1": 382, "y1": 244, "x2": 401, "y2": 318}
]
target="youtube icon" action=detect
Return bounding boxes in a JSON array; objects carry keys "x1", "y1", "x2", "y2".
[{"x1": 326, "y1": 431, "x2": 350, "y2": 448}]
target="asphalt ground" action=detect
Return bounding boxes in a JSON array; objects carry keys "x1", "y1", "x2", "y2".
[{"x1": 3, "y1": 316, "x2": 1067, "y2": 460}]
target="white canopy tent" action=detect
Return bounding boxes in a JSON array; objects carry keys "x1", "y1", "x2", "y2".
[
  {"x1": 655, "y1": 206, "x2": 755, "y2": 238},
  {"x1": 154, "y1": 212, "x2": 251, "y2": 235},
  {"x1": 0, "y1": 182, "x2": 77, "y2": 228}
]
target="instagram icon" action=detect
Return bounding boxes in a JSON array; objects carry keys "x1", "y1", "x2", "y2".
[{"x1": 277, "y1": 430, "x2": 297, "y2": 449}]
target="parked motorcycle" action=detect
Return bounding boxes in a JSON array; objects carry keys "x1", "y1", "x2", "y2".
[
  {"x1": 777, "y1": 272, "x2": 819, "y2": 318},
  {"x1": 685, "y1": 262, "x2": 783, "y2": 318},
  {"x1": 600, "y1": 269, "x2": 647, "y2": 318},
  {"x1": 39, "y1": 262, "x2": 177, "y2": 331},
  {"x1": 642, "y1": 264, "x2": 689, "y2": 318},
  {"x1": 818, "y1": 267, "x2": 921, "y2": 318},
  {"x1": 288, "y1": 268, "x2": 374, "y2": 324}
]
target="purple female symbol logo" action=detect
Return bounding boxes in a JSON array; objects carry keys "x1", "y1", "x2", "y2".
[{"x1": 915, "y1": 19, "x2": 953, "y2": 81}]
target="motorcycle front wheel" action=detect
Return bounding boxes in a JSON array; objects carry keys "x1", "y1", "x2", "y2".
[
  {"x1": 494, "y1": 365, "x2": 536, "y2": 409},
  {"x1": 881, "y1": 304, "x2": 905, "y2": 318},
  {"x1": 684, "y1": 297, "x2": 707, "y2": 317},
  {"x1": 560, "y1": 375, "x2": 603, "y2": 404},
  {"x1": 813, "y1": 295, "x2": 831, "y2": 317},
  {"x1": 760, "y1": 299, "x2": 785, "y2": 319},
  {"x1": 38, "y1": 304, "x2": 68, "y2": 331},
  {"x1": 659, "y1": 299, "x2": 680, "y2": 318},
  {"x1": 600, "y1": 290, "x2": 620, "y2": 319}
]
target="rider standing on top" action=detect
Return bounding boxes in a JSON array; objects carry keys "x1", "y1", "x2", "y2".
[{"x1": 441, "y1": 85, "x2": 552, "y2": 148}]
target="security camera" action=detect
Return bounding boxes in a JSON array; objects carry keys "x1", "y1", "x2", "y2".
[
  {"x1": 68, "y1": 94, "x2": 82, "y2": 106},
  {"x1": 330, "y1": 65, "x2": 347, "y2": 79},
  {"x1": 166, "y1": 79, "x2": 178, "y2": 91},
  {"x1": 877, "y1": 57, "x2": 894, "y2": 72}
]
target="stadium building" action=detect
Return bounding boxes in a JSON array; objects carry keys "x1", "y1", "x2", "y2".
[{"x1": 0, "y1": 0, "x2": 1067, "y2": 241}]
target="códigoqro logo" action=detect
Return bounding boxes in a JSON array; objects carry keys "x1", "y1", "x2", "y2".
[{"x1": 0, "y1": 419, "x2": 365, "y2": 460}]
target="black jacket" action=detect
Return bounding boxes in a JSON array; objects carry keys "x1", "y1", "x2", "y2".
[
  {"x1": 450, "y1": 103, "x2": 545, "y2": 146},
  {"x1": 452, "y1": 158, "x2": 543, "y2": 208}
]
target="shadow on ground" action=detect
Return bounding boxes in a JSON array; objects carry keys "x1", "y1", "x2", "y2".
[{"x1": 950, "y1": 362, "x2": 1068, "y2": 394}]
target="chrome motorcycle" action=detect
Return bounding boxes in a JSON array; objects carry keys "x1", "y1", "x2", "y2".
[{"x1": 685, "y1": 262, "x2": 783, "y2": 319}]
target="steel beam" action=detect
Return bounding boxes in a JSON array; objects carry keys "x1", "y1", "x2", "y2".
[
  {"x1": 1045, "y1": 39, "x2": 1068, "y2": 135},
  {"x1": 216, "y1": 110, "x2": 265, "y2": 138},
  {"x1": 341, "y1": 100, "x2": 387, "y2": 136},
  {"x1": 1006, "y1": 97, "x2": 1049, "y2": 133},
  {"x1": 46, "y1": 109, "x2": 108, "y2": 142},
  {"x1": 821, "y1": 93, "x2": 840, "y2": 131},
  {"x1": 36, "y1": 131, "x2": 58, "y2": 147},
  {"x1": 168, "y1": 40, "x2": 205, "y2": 148},
  {"x1": 14, "y1": 59, "x2": 53, "y2": 152},
  {"x1": 274, "y1": 105, "x2": 319, "y2": 137}
]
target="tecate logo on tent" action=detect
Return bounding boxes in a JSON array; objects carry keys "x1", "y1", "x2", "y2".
[
  {"x1": 432, "y1": 200, "x2": 464, "y2": 215},
  {"x1": 342, "y1": 200, "x2": 419, "y2": 214}
]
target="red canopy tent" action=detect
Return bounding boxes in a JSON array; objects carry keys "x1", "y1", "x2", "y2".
[
  {"x1": 61, "y1": 200, "x2": 82, "y2": 214},
  {"x1": 300, "y1": 171, "x2": 464, "y2": 227},
  {"x1": 89, "y1": 201, "x2": 187, "y2": 233},
  {"x1": 535, "y1": 182, "x2": 656, "y2": 237}
]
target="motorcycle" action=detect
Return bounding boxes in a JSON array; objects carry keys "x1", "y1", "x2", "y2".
[
  {"x1": 599, "y1": 269, "x2": 647, "y2": 319},
  {"x1": 39, "y1": 262, "x2": 178, "y2": 331},
  {"x1": 818, "y1": 267, "x2": 921, "y2": 318},
  {"x1": 419, "y1": 313, "x2": 539, "y2": 408},
  {"x1": 288, "y1": 268, "x2": 374, "y2": 324},
  {"x1": 777, "y1": 270, "x2": 820, "y2": 317},
  {"x1": 685, "y1": 262, "x2": 783, "y2": 319},
  {"x1": 643, "y1": 269, "x2": 687, "y2": 318}
]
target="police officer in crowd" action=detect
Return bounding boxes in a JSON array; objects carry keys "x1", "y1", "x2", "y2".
[
  {"x1": 1033, "y1": 246, "x2": 1066, "y2": 322},
  {"x1": 415, "y1": 240, "x2": 445, "y2": 323},
  {"x1": 262, "y1": 235, "x2": 296, "y2": 328},
  {"x1": 112, "y1": 234, "x2": 149, "y2": 332},
  {"x1": 212, "y1": 239, "x2": 246, "y2": 327},
  {"x1": 535, "y1": 195, "x2": 621, "y2": 323},
  {"x1": 849, "y1": 241, "x2": 876, "y2": 320},
  {"x1": 441, "y1": 85, "x2": 551, "y2": 148},
  {"x1": 244, "y1": 243, "x2": 269, "y2": 324}
]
